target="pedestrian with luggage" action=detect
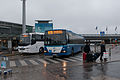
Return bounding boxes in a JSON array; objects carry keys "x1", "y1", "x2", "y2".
[
  {"x1": 100, "y1": 41, "x2": 106, "y2": 61},
  {"x1": 84, "y1": 42, "x2": 90, "y2": 54},
  {"x1": 83, "y1": 42, "x2": 93, "y2": 62}
]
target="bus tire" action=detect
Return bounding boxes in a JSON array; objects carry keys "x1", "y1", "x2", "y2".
[
  {"x1": 71, "y1": 48, "x2": 74, "y2": 56},
  {"x1": 39, "y1": 47, "x2": 44, "y2": 54},
  {"x1": 53, "y1": 56, "x2": 56, "y2": 58}
]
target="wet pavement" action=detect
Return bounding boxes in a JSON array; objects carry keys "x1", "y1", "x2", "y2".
[
  {"x1": 0, "y1": 44, "x2": 120, "y2": 80},
  {"x1": 45, "y1": 61, "x2": 120, "y2": 80}
]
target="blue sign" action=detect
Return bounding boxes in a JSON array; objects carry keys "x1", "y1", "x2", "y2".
[
  {"x1": 35, "y1": 23, "x2": 53, "y2": 33},
  {"x1": 1, "y1": 61, "x2": 6, "y2": 68},
  {"x1": 115, "y1": 38, "x2": 117, "y2": 40},
  {"x1": 100, "y1": 31, "x2": 105, "y2": 36}
]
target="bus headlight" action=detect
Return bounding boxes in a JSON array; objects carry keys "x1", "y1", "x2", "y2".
[
  {"x1": 44, "y1": 50, "x2": 47, "y2": 53},
  {"x1": 61, "y1": 50, "x2": 66, "y2": 53}
]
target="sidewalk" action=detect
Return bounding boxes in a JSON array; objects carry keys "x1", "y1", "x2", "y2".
[
  {"x1": 0, "y1": 50, "x2": 19, "y2": 57},
  {"x1": 96, "y1": 45, "x2": 120, "y2": 63}
]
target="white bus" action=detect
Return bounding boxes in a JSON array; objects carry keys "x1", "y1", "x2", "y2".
[{"x1": 18, "y1": 32, "x2": 44, "y2": 54}]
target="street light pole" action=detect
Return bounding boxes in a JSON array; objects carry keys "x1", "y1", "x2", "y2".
[{"x1": 22, "y1": 0, "x2": 26, "y2": 34}]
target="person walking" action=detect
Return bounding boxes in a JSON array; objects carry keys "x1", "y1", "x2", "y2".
[
  {"x1": 84, "y1": 42, "x2": 90, "y2": 54},
  {"x1": 83, "y1": 42, "x2": 92, "y2": 62},
  {"x1": 100, "y1": 41, "x2": 106, "y2": 61}
]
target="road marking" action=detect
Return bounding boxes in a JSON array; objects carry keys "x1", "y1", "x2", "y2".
[
  {"x1": 64, "y1": 58, "x2": 77, "y2": 62},
  {"x1": 37, "y1": 59, "x2": 50, "y2": 64},
  {"x1": 70, "y1": 57, "x2": 82, "y2": 61},
  {"x1": 75, "y1": 56, "x2": 83, "y2": 59},
  {"x1": 46, "y1": 58, "x2": 59, "y2": 63},
  {"x1": 10, "y1": 61, "x2": 16, "y2": 67},
  {"x1": 55, "y1": 58, "x2": 69, "y2": 62},
  {"x1": 29, "y1": 60, "x2": 39, "y2": 65},
  {"x1": 19, "y1": 60, "x2": 28, "y2": 66}
]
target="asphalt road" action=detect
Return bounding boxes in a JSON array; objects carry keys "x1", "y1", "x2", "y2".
[{"x1": 0, "y1": 45, "x2": 120, "y2": 80}]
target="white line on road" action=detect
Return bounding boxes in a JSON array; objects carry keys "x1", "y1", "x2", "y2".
[
  {"x1": 37, "y1": 59, "x2": 50, "y2": 64},
  {"x1": 10, "y1": 61, "x2": 16, "y2": 67},
  {"x1": 64, "y1": 58, "x2": 77, "y2": 62},
  {"x1": 29, "y1": 60, "x2": 39, "y2": 65},
  {"x1": 46, "y1": 58, "x2": 60, "y2": 63},
  {"x1": 75, "y1": 56, "x2": 83, "y2": 59},
  {"x1": 70, "y1": 57, "x2": 82, "y2": 61},
  {"x1": 55, "y1": 58, "x2": 69, "y2": 62},
  {"x1": 19, "y1": 60, "x2": 28, "y2": 66}
]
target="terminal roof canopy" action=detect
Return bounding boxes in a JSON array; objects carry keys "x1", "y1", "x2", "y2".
[{"x1": 35, "y1": 20, "x2": 52, "y2": 23}]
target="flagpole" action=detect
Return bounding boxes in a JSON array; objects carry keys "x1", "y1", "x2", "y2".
[
  {"x1": 115, "y1": 26, "x2": 117, "y2": 34},
  {"x1": 106, "y1": 26, "x2": 108, "y2": 34},
  {"x1": 96, "y1": 26, "x2": 98, "y2": 34}
]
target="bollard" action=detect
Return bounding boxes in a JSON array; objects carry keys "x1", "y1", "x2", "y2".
[
  {"x1": 3, "y1": 71, "x2": 7, "y2": 75},
  {"x1": 6, "y1": 57, "x2": 8, "y2": 61},
  {"x1": 109, "y1": 48, "x2": 111, "y2": 56},
  {"x1": 0, "y1": 70, "x2": 2, "y2": 75},
  {"x1": 3, "y1": 56, "x2": 8, "y2": 61},
  {"x1": 3, "y1": 56, "x2": 6, "y2": 61}
]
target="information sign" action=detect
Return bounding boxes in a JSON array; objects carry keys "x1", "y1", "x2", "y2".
[{"x1": 1, "y1": 61, "x2": 6, "y2": 68}]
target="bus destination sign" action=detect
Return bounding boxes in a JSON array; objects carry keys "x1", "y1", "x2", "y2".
[{"x1": 48, "y1": 30, "x2": 63, "y2": 34}]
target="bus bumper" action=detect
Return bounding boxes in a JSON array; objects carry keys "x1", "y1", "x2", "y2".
[{"x1": 44, "y1": 52, "x2": 70, "y2": 56}]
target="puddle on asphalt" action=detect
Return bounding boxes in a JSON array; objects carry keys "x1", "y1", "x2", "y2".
[{"x1": 91, "y1": 75, "x2": 120, "y2": 80}]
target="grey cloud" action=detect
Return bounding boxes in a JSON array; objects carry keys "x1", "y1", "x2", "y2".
[{"x1": 0, "y1": 0, "x2": 120, "y2": 34}]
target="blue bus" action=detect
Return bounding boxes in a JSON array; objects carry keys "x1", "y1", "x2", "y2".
[{"x1": 44, "y1": 29, "x2": 85, "y2": 57}]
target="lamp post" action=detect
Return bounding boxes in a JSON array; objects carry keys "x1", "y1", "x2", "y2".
[
  {"x1": 22, "y1": 0, "x2": 26, "y2": 34},
  {"x1": 7, "y1": 27, "x2": 12, "y2": 54}
]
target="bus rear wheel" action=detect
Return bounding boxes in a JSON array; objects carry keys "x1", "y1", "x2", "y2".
[{"x1": 39, "y1": 47, "x2": 44, "y2": 54}]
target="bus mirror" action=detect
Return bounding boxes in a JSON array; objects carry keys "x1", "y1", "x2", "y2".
[{"x1": 31, "y1": 39, "x2": 36, "y2": 45}]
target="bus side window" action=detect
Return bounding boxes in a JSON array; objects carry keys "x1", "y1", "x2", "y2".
[{"x1": 41, "y1": 35, "x2": 44, "y2": 40}]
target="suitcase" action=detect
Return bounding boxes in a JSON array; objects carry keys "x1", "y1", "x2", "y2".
[
  {"x1": 93, "y1": 52, "x2": 100, "y2": 61},
  {"x1": 103, "y1": 52, "x2": 109, "y2": 61},
  {"x1": 103, "y1": 52, "x2": 109, "y2": 59},
  {"x1": 83, "y1": 52, "x2": 87, "y2": 61},
  {"x1": 86, "y1": 54, "x2": 94, "y2": 62}
]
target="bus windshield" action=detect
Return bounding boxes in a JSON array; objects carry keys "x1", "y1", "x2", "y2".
[
  {"x1": 45, "y1": 33, "x2": 67, "y2": 45},
  {"x1": 19, "y1": 36, "x2": 30, "y2": 46}
]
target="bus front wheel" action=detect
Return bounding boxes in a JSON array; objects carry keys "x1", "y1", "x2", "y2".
[{"x1": 39, "y1": 47, "x2": 44, "y2": 54}]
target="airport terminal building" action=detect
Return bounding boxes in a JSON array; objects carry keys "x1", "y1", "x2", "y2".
[{"x1": 0, "y1": 21, "x2": 33, "y2": 50}]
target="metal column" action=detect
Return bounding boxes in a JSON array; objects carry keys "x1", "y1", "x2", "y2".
[{"x1": 22, "y1": 0, "x2": 26, "y2": 34}]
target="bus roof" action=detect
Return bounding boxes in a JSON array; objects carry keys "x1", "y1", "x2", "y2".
[
  {"x1": 46, "y1": 29, "x2": 66, "y2": 31},
  {"x1": 22, "y1": 32, "x2": 44, "y2": 35}
]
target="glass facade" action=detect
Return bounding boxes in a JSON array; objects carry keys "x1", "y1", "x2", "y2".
[{"x1": 35, "y1": 23, "x2": 53, "y2": 33}]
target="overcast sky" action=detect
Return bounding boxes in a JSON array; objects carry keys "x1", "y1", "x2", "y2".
[{"x1": 0, "y1": 0, "x2": 120, "y2": 34}]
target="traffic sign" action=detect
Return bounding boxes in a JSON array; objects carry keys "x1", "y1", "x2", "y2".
[{"x1": 100, "y1": 31, "x2": 105, "y2": 36}]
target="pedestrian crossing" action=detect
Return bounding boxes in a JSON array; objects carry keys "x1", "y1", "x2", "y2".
[
  {"x1": 8, "y1": 56, "x2": 83, "y2": 68},
  {"x1": 29, "y1": 60, "x2": 39, "y2": 65},
  {"x1": 19, "y1": 60, "x2": 28, "y2": 66},
  {"x1": 37, "y1": 59, "x2": 50, "y2": 64},
  {"x1": 10, "y1": 61, "x2": 16, "y2": 67}
]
